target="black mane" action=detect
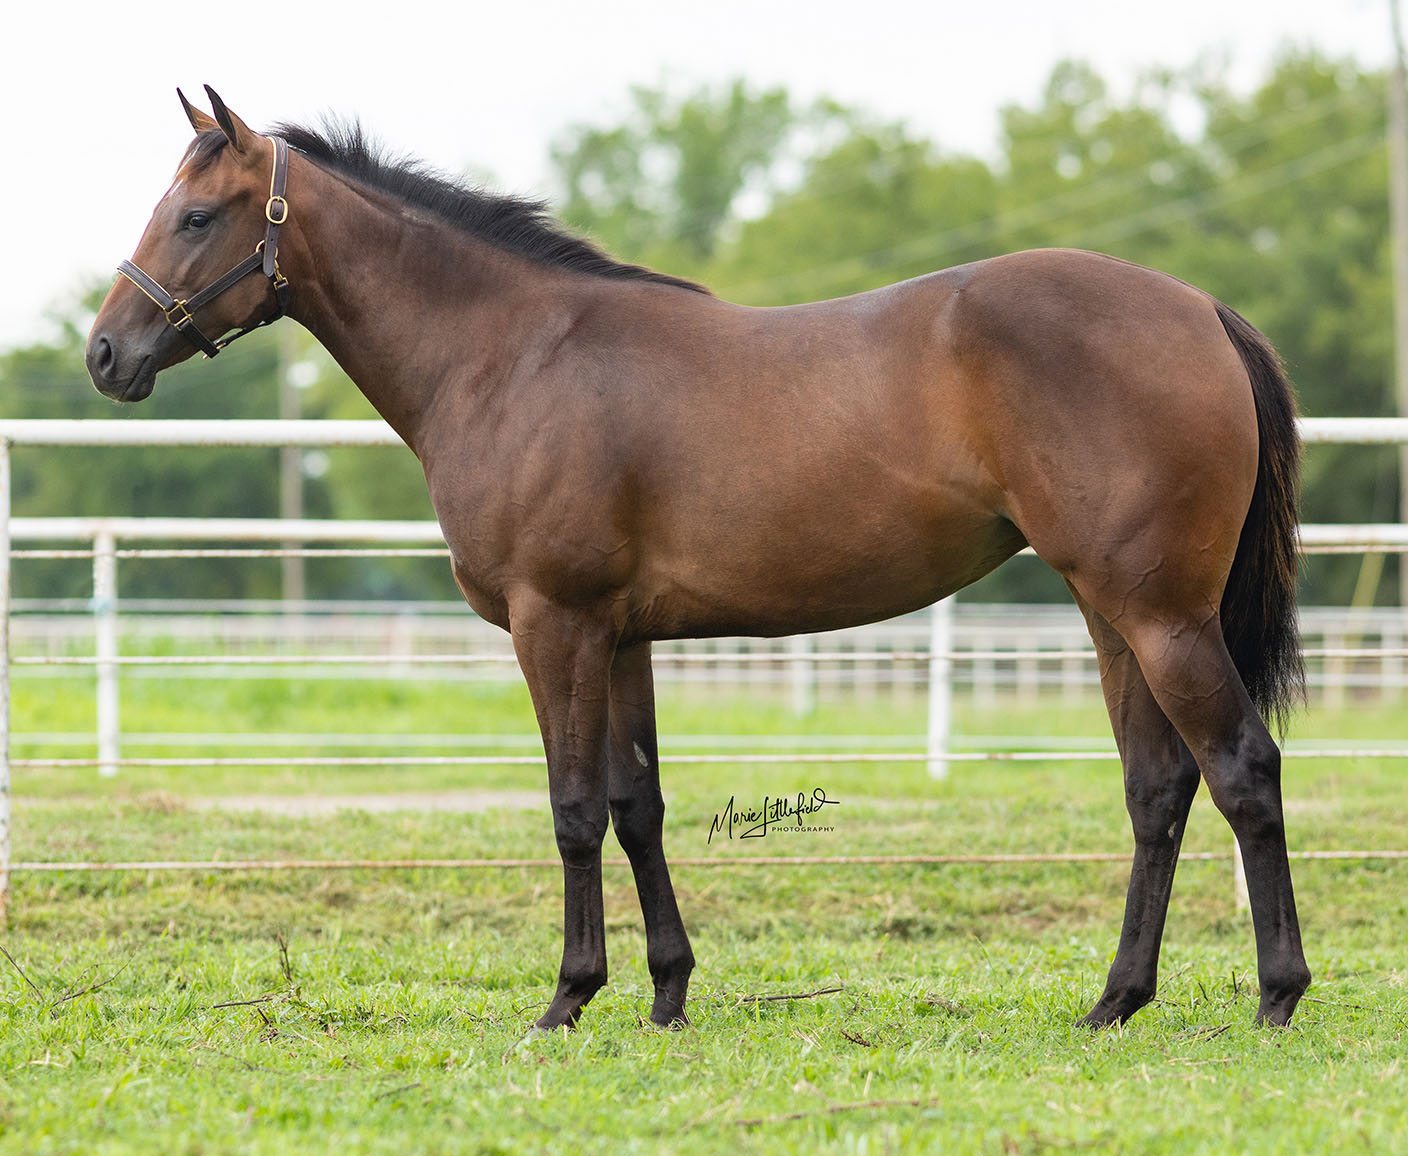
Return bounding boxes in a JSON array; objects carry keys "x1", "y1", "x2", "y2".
[{"x1": 269, "y1": 119, "x2": 709, "y2": 295}]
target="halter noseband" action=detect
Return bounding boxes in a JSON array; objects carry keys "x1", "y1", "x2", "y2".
[{"x1": 116, "y1": 135, "x2": 291, "y2": 359}]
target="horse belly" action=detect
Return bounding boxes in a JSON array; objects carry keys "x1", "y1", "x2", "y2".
[{"x1": 629, "y1": 482, "x2": 1023, "y2": 640}]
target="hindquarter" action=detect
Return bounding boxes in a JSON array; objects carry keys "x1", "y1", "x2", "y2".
[{"x1": 948, "y1": 251, "x2": 1260, "y2": 619}]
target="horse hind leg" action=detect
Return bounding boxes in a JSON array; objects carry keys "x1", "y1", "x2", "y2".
[
  {"x1": 1074, "y1": 584, "x2": 1310, "y2": 1027},
  {"x1": 606, "y1": 642, "x2": 695, "y2": 1027},
  {"x1": 1070, "y1": 591, "x2": 1201, "y2": 1027}
]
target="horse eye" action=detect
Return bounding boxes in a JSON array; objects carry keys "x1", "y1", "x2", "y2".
[{"x1": 183, "y1": 211, "x2": 213, "y2": 231}]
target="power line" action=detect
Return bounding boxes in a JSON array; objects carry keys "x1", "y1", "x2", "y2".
[
  {"x1": 763, "y1": 80, "x2": 1375, "y2": 212},
  {"x1": 717, "y1": 131, "x2": 1384, "y2": 302},
  {"x1": 1063, "y1": 132, "x2": 1385, "y2": 250}
]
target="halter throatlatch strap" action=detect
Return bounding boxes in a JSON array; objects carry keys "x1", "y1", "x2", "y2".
[{"x1": 117, "y1": 135, "x2": 291, "y2": 359}]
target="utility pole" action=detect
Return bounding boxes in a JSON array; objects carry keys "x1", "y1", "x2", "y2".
[{"x1": 1390, "y1": 0, "x2": 1408, "y2": 606}]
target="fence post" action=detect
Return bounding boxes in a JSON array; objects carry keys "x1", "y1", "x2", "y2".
[
  {"x1": 1232, "y1": 836, "x2": 1249, "y2": 913},
  {"x1": 974, "y1": 628, "x2": 995, "y2": 710},
  {"x1": 1325, "y1": 624, "x2": 1347, "y2": 710},
  {"x1": 927, "y1": 596, "x2": 954, "y2": 780},
  {"x1": 1017, "y1": 650, "x2": 1039, "y2": 706},
  {"x1": 1387, "y1": 615, "x2": 1405, "y2": 700},
  {"x1": 0, "y1": 439, "x2": 11, "y2": 922},
  {"x1": 789, "y1": 633, "x2": 815, "y2": 717},
  {"x1": 1062, "y1": 630, "x2": 1083, "y2": 704},
  {"x1": 93, "y1": 529, "x2": 120, "y2": 778}
]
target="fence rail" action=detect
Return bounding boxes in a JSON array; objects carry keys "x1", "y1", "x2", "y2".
[
  {"x1": 2, "y1": 417, "x2": 1408, "y2": 918},
  {"x1": 2, "y1": 415, "x2": 1406, "y2": 446}
]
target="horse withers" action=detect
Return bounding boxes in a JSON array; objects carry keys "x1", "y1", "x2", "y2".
[{"x1": 86, "y1": 88, "x2": 1310, "y2": 1032}]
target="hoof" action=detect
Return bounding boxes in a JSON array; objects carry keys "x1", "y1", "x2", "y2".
[
  {"x1": 1078, "y1": 984, "x2": 1153, "y2": 1029},
  {"x1": 1077, "y1": 1011, "x2": 1126, "y2": 1030},
  {"x1": 1078, "y1": 998, "x2": 1145, "y2": 1029},
  {"x1": 1253, "y1": 1002, "x2": 1298, "y2": 1028},
  {"x1": 1253, "y1": 970, "x2": 1309, "y2": 1027},
  {"x1": 644, "y1": 1009, "x2": 689, "y2": 1031},
  {"x1": 531, "y1": 981, "x2": 600, "y2": 1033},
  {"x1": 647, "y1": 967, "x2": 693, "y2": 1030}
]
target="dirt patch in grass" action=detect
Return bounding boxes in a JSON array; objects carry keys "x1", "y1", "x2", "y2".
[{"x1": 187, "y1": 790, "x2": 549, "y2": 816}]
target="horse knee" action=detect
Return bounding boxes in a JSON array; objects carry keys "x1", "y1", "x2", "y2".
[
  {"x1": 553, "y1": 799, "x2": 609, "y2": 864},
  {"x1": 1124, "y1": 756, "x2": 1199, "y2": 844},
  {"x1": 1126, "y1": 794, "x2": 1190, "y2": 847}
]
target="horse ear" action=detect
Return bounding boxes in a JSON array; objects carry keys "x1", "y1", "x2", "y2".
[
  {"x1": 203, "y1": 85, "x2": 257, "y2": 155},
  {"x1": 177, "y1": 88, "x2": 219, "y2": 135}
]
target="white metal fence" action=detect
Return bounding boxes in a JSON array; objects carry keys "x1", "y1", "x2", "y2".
[{"x1": 1, "y1": 417, "x2": 1407, "y2": 915}]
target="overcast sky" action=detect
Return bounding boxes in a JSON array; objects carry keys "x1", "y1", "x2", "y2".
[{"x1": 0, "y1": 0, "x2": 1390, "y2": 352}]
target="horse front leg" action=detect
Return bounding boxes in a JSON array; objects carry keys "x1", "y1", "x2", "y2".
[
  {"x1": 510, "y1": 593, "x2": 617, "y2": 1031},
  {"x1": 606, "y1": 642, "x2": 695, "y2": 1027}
]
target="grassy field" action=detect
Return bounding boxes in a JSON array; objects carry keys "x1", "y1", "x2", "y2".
[{"x1": 2, "y1": 674, "x2": 1406, "y2": 1153}]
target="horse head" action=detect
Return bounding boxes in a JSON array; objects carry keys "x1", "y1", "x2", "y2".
[{"x1": 86, "y1": 87, "x2": 291, "y2": 401}]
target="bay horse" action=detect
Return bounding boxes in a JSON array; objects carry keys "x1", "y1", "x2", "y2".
[{"x1": 86, "y1": 88, "x2": 1310, "y2": 1032}]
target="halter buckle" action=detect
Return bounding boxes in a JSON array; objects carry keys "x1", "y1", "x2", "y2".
[
  {"x1": 164, "y1": 299, "x2": 197, "y2": 329},
  {"x1": 265, "y1": 195, "x2": 289, "y2": 225}
]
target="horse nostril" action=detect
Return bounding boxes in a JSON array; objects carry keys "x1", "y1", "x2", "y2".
[
  {"x1": 94, "y1": 336, "x2": 115, "y2": 377},
  {"x1": 87, "y1": 334, "x2": 120, "y2": 385}
]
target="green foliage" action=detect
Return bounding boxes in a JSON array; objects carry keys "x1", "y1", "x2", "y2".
[
  {"x1": 552, "y1": 79, "x2": 810, "y2": 265},
  {"x1": 713, "y1": 121, "x2": 1000, "y2": 303}
]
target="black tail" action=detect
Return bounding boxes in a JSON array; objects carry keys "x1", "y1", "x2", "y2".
[{"x1": 1214, "y1": 300, "x2": 1304, "y2": 734}]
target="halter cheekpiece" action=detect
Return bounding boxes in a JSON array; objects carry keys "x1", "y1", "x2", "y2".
[{"x1": 116, "y1": 135, "x2": 291, "y2": 358}]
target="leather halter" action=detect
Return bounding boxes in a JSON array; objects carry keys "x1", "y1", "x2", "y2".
[{"x1": 116, "y1": 135, "x2": 291, "y2": 359}]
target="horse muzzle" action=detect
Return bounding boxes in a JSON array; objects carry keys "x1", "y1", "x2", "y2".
[{"x1": 86, "y1": 332, "x2": 157, "y2": 403}]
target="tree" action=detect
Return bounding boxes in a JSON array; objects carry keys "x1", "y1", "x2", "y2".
[
  {"x1": 711, "y1": 119, "x2": 1000, "y2": 305},
  {"x1": 552, "y1": 80, "x2": 821, "y2": 268}
]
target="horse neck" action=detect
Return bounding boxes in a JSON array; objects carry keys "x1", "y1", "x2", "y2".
[{"x1": 280, "y1": 158, "x2": 574, "y2": 452}]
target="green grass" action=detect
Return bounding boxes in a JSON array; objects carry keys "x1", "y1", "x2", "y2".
[{"x1": 2, "y1": 677, "x2": 1407, "y2": 1153}]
